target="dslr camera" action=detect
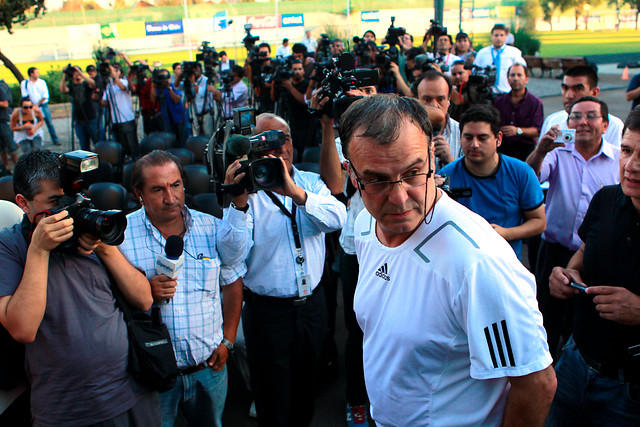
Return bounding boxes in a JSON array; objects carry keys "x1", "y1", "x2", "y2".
[
  {"x1": 49, "y1": 150, "x2": 127, "y2": 251},
  {"x1": 63, "y1": 64, "x2": 77, "y2": 79},
  {"x1": 206, "y1": 107, "x2": 287, "y2": 204}
]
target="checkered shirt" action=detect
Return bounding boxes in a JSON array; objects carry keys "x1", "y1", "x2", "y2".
[{"x1": 119, "y1": 206, "x2": 247, "y2": 369}]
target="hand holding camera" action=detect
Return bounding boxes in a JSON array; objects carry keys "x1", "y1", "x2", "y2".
[
  {"x1": 539, "y1": 125, "x2": 569, "y2": 153},
  {"x1": 32, "y1": 210, "x2": 74, "y2": 253}
]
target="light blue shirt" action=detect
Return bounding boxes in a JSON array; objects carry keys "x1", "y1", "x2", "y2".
[
  {"x1": 119, "y1": 206, "x2": 248, "y2": 368},
  {"x1": 243, "y1": 167, "x2": 347, "y2": 297}
]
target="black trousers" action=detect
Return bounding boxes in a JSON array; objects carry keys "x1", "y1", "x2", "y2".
[
  {"x1": 113, "y1": 120, "x2": 138, "y2": 158},
  {"x1": 243, "y1": 286, "x2": 328, "y2": 427},
  {"x1": 340, "y1": 252, "x2": 368, "y2": 406},
  {"x1": 535, "y1": 239, "x2": 577, "y2": 360}
]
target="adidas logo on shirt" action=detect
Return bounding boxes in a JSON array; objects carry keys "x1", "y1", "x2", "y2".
[{"x1": 375, "y1": 263, "x2": 390, "y2": 281}]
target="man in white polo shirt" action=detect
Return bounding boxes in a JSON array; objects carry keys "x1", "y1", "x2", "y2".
[
  {"x1": 340, "y1": 94, "x2": 556, "y2": 426},
  {"x1": 21, "y1": 67, "x2": 60, "y2": 146}
]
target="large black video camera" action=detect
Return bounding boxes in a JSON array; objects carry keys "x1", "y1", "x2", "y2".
[
  {"x1": 384, "y1": 16, "x2": 406, "y2": 47},
  {"x1": 262, "y1": 57, "x2": 295, "y2": 84},
  {"x1": 206, "y1": 107, "x2": 287, "y2": 205},
  {"x1": 196, "y1": 41, "x2": 220, "y2": 81},
  {"x1": 95, "y1": 47, "x2": 117, "y2": 80},
  {"x1": 425, "y1": 19, "x2": 447, "y2": 54},
  {"x1": 49, "y1": 150, "x2": 127, "y2": 251},
  {"x1": 466, "y1": 65, "x2": 497, "y2": 104},
  {"x1": 63, "y1": 64, "x2": 76, "y2": 79},
  {"x1": 315, "y1": 53, "x2": 379, "y2": 120}
]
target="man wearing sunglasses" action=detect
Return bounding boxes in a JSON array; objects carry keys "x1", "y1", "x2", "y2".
[
  {"x1": 341, "y1": 94, "x2": 556, "y2": 426},
  {"x1": 527, "y1": 96, "x2": 620, "y2": 360}
]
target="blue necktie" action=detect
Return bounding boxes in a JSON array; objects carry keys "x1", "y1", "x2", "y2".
[{"x1": 492, "y1": 47, "x2": 504, "y2": 87}]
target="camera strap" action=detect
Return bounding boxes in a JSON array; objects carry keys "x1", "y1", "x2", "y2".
[{"x1": 266, "y1": 191, "x2": 312, "y2": 298}]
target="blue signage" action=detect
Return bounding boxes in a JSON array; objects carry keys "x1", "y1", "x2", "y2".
[
  {"x1": 361, "y1": 11, "x2": 380, "y2": 22},
  {"x1": 281, "y1": 14, "x2": 304, "y2": 27},
  {"x1": 145, "y1": 20, "x2": 184, "y2": 36},
  {"x1": 214, "y1": 11, "x2": 229, "y2": 32}
]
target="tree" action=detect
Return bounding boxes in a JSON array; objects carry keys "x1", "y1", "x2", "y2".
[
  {"x1": 541, "y1": 0, "x2": 558, "y2": 30},
  {"x1": 0, "y1": 0, "x2": 47, "y2": 83},
  {"x1": 614, "y1": 0, "x2": 640, "y2": 29}
]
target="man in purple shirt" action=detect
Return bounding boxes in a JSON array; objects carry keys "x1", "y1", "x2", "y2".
[
  {"x1": 526, "y1": 96, "x2": 619, "y2": 359},
  {"x1": 493, "y1": 64, "x2": 544, "y2": 161}
]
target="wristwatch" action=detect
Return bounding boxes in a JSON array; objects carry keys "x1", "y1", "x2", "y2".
[
  {"x1": 516, "y1": 127, "x2": 523, "y2": 135},
  {"x1": 231, "y1": 202, "x2": 249, "y2": 213},
  {"x1": 222, "y1": 338, "x2": 235, "y2": 353}
]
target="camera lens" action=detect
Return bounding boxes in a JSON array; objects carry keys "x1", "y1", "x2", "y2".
[
  {"x1": 251, "y1": 158, "x2": 284, "y2": 190},
  {"x1": 75, "y1": 208, "x2": 127, "y2": 245}
]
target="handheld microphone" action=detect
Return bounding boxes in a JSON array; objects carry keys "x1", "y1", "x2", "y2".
[{"x1": 155, "y1": 235, "x2": 185, "y2": 280}]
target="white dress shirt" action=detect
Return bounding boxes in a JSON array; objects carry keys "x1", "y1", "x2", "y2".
[
  {"x1": 102, "y1": 78, "x2": 135, "y2": 123},
  {"x1": 276, "y1": 45, "x2": 292, "y2": 58},
  {"x1": 474, "y1": 45, "x2": 526, "y2": 94},
  {"x1": 540, "y1": 110, "x2": 624, "y2": 147},
  {"x1": 243, "y1": 167, "x2": 346, "y2": 297},
  {"x1": 21, "y1": 78, "x2": 49, "y2": 105}
]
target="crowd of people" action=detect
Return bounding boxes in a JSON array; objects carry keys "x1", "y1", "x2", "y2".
[{"x1": 0, "y1": 21, "x2": 639, "y2": 427}]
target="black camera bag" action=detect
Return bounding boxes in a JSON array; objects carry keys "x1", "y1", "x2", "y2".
[{"x1": 110, "y1": 280, "x2": 178, "y2": 393}]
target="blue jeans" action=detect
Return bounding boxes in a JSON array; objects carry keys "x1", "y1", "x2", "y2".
[
  {"x1": 159, "y1": 365, "x2": 227, "y2": 427},
  {"x1": 75, "y1": 119, "x2": 98, "y2": 151},
  {"x1": 39, "y1": 103, "x2": 59, "y2": 144},
  {"x1": 547, "y1": 336, "x2": 640, "y2": 426},
  {"x1": 19, "y1": 136, "x2": 43, "y2": 154}
]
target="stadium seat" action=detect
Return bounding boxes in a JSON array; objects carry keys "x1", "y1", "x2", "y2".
[
  {"x1": 122, "y1": 162, "x2": 134, "y2": 192},
  {"x1": 185, "y1": 136, "x2": 209, "y2": 164},
  {"x1": 0, "y1": 176, "x2": 14, "y2": 202},
  {"x1": 94, "y1": 140, "x2": 124, "y2": 168},
  {"x1": 183, "y1": 164, "x2": 212, "y2": 196},
  {"x1": 167, "y1": 148, "x2": 195, "y2": 166},
  {"x1": 191, "y1": 193, "x2": 223, "y2": 219},
  {"x1": 302, "y1": 146, "x2": 321, "y2": 164},
  {"x1": 150, "y1": 131, "x2": 178, "y2": 149},
  {"x1": 294, "y1": 162, "x2": 320, "y2": 174},
  {"x1": 87, "y1": 182, "x2": 129, "y2": 211},
  {"x1": 139, "y1": 135, "x2": 169, "y2": 157}
]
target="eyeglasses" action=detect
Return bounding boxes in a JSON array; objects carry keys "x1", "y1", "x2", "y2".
[
  {"x1": 568, "y1": 112, "x2": 602, "y2": 121},
  {"x1": 348, "y1": 162, "x2": 429, "y2": 195},
  {"x1": 22, "y1": 106, "x2": 33, "y2": 109}
]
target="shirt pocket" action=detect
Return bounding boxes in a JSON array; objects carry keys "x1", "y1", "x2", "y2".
[{"x1": 186, "y1": 256, "x2": 221, "y2": 294}]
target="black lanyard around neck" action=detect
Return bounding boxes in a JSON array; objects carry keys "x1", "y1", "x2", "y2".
[{"x1": 265, "y1": 191, "x2": 304, "y2": 264}]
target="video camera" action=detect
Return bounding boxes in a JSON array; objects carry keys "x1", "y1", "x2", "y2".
[
  {"x1": 49, "y1": 150, "x2": 127, "y2": 251},
  {"x1": 243, "y1": 23, "x2": 261, "y2": 52},
  {"x1": 151, "y1": 68, "x2": 169, "y2": 86},
  {"x1": 315, "y1": 52, "x2": 379, "y2": 120},
  {"x1": 262, "y1": 57, "x2": 295, "y2": 84},
  {"x1": 129, "y1": 61, "x2": 150, "y2": 75},
  {"x1": 383, "y1": 16, "x2": 406, "y2": 47},
  {"x1": 63, "y1": 64, "x2": 77, "y2": 79},
  {"x1": 426, "y1": 19, "x2": 447, "y2": 54},
  {"x1": 95, "y1": 47, "x2": 118, "y2": 80},
  {"x1": 465, "y1": 65, "x2": 497, "y2": 104},
  {"x1": 206, "y1": 107, "x2": 287, "y2": 204},
  {"x1": 196, "y1": 41, "x2": 220, "y2": 81}
]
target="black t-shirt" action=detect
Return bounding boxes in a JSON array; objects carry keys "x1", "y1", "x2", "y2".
[
  {"x1": 68, "y1": 81, "x2": 97, "y2": 122},
  {"x1": 286, "y1": 79, "x2": 311, "y2": 131},
  {"x1": 0, "y1": 80, "x2": 12, "y2": 122},
  {"x1": 574, "y1": 184, "x2": 640, "y2": 375}
]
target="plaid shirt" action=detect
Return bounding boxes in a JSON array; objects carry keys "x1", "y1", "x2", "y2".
[{"x1": 119, "y1": 206, "x2": 248, "y2": 368}]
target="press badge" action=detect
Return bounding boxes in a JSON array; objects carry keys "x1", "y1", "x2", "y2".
[{"x1": 296, "y1": 273, "x2": 312, "y2": 297}]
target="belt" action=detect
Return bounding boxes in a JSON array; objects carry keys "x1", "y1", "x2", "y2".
[
  {"x1": 178, "y1": 363, "x2": 208, "y2": 376},
  {"x1": 579, "y1": 349, "x2": 638, "y2": 383},
  {"x1": 244, "y1": 287, "x2": 318, "y2": 307}
]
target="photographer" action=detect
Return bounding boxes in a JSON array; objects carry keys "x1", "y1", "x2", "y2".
[
  {"x1": 246, "y1": 43, "x2": 274, "y2": 114},
  {"x1": 130, "y1": 62, "x2": 163, "y2": 136},
  {"x1": 331, "y1": 39, "x2": 345, "y2": 56},
  {"x1": 449, "y1": 60, "x2": 471, "y2": 121},
  {"x1": 209, "y1": 65, "x2": 249, "y2": 121},
  {"x1": 240, "y1": 113, "x2": 346, "y2": 426},
  {"x1": 183, "y1": 62, "x2": 214, "y2": 137},
  {"x1": 59, "y1": 65, "x2": 98, "y2": 151},
  {"x1": 292, "y1": 43, "x2": 315, "y2": 80},
  {"x1": 0, "y1": 150, "x2": 159, "y2": 426},
  {"x1": 154, "y1": 69, "x2": 186, "y2": 145},
  {"x1": 272, "y1": 60, "x2": 312, "y2": 158},
  {"x1": 454, "y1": 32, "x2": 476, "y2": 62},
  {"x1": 101, "y1": 63, "x2": 138, "y2": 157},
  {"x1": 427, "y1": 33, "x2": 461, "y2": 75},
  {"x1": 86, "y1": 65, "x2": 106, "y2": 141},
  {"x1": 473, "y1": 24, "x2": 526, "y2": 94}
]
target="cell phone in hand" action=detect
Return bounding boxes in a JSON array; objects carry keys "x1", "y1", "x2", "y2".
[{"x1": 569, "y1": 282, "x2": 587, "y2": 292}]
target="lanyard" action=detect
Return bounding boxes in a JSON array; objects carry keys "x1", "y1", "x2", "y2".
[{"x1": 266, "y1": 191, "x2": 305, "y2": 265}]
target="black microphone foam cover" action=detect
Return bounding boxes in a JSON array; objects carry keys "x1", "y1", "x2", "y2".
[
  {"x1": 226, "y1": 135, "x2": 252, "y2": 157},
  {"x1": 165, "y1": 235, "x2": 184, "y2": 259}
]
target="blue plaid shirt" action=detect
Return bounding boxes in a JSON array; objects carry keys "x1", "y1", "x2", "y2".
[{"x1": 119, "y1": 206, "x2": 248, "y2": 368}]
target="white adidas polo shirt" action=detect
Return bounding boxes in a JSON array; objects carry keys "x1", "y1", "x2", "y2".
[{"x1": 354, "y1": 192, "x2": 551, "y2": 426}]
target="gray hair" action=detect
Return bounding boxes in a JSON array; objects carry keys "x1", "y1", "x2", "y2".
[{"x1": 339, "y1": 94, "x2": 433, "y2": 159}]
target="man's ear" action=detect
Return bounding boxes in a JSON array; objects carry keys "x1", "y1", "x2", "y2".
[
  {"x1": 496, "y1": 131, "x2": 503, "y2": 148},
  {"x1": 343, "y1": 161, "x2": 357, "y2": 187},
  {"x1": 15, "y1": 194, "x2": 30, "y2": 215}
]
